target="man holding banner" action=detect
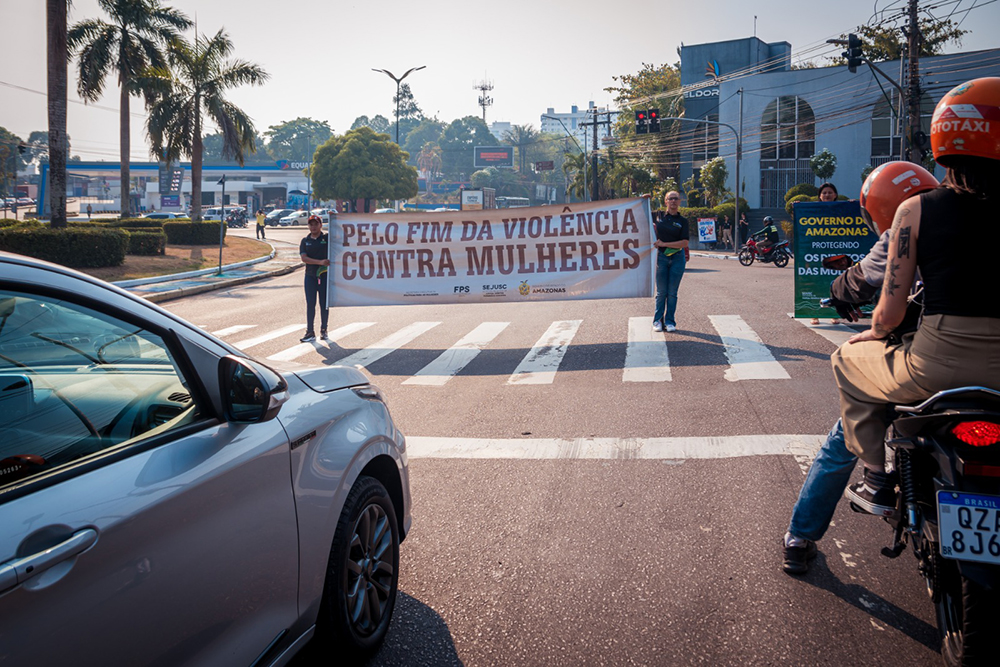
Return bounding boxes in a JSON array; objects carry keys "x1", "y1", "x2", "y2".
[{"x1": 652, "y1": 191, "x2": 689, "y2": 333}]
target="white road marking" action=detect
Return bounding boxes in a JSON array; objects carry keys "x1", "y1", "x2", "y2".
[
  {"x1": 212, "y1": 324, "x2": 256, "y2": 337},
  {"x1": 508, "y1": 320, "x2": 582, "y2": 385},
  {"x1": 266, "y1": 322, "x2": 376, "y2": 362},
  {"x1": 232, "y1": 324, "x2": 305, "y2": 350},
  {"x1": 709, "y1": 315, "x2": 790, "y2": 381},
  {"x1": 405, "y1": 434, "x2": 824, "y2": 460},
  {"x1": 788, "y1": 313, "x2": 862, "y2": 348},
  {"x1": 623, "y1": 317, "x2": 672, "y2": 382},
  {"x1": 403, "y1": 322, "x2": 509, "y2": 386},
  {"x1": 334, "y1": 322, "x2": 440, "y2": 369}
]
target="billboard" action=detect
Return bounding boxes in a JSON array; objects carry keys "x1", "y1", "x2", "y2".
[{"x1": 474, "y1": 146, "x2": 514, "y2": 168}]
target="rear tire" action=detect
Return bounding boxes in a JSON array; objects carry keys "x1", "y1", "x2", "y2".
[
  {"x1": 314, "y1": 475, "x2": 400, "y2": 660},
  {"x1": 774, "y1": 251, "x2": 789, "y2": 268},
  {"x1": 738, "y1": 248, "x2": 754, "y2": 266},
  {"x1": 935, "y1": 559, "x2": 999, "y2": 667}
]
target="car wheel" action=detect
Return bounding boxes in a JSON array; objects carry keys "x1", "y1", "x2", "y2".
[{"x1": 315, "y1": 475, "x2": 399, "y2": 659}]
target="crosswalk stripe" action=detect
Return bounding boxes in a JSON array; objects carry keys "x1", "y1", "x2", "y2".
[
  {"x1": 402, "y1": 322, "x2": 510, "y2": 386},
  {"x1": 232, "y1": 324, "x2": 306, "y2": 350},
  {"x1": 708, "y1": 315, "x2": 790, "y2": 381},
  {"x1": 508, "y1": 320, "x2": 582, "y2": 385},
  {"x1": 623, "y1": 317, "x2": 672, "y2": 382},
  {"x1": 266, "y1": 322, "x2": 376, "y2": 362},
  {"x1": 212, "y1": 324, "x2": 256, "y2": 337},
  {"x1": 333, "y1": 322, "x2": 441, "y2": 369},
  {"x1": 788, "y1": 313, "x2": 860, "y2": 348}
]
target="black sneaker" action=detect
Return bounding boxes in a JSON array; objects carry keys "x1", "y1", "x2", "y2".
[
  {"x1": 300, "y1": 331, "x2": 316, "y2": 343},
  {"x1": 782, "y1": 539, "x2": 817, "y2": 575},
  {"x1": 320, "y1": 328, "x2": 329, "y2": 340},
  {"x1": 845, "y1": 468, "x2": 897, "y2": 517}
]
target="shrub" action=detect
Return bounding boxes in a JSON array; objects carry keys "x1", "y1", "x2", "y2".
[
  {"x1": 1, "y1": 218, "x2": 36, "y2": 229},
  {"x1": 126, "y1": 230, "x2": 167, "y2": 255},
  {"x1": 109, "y1": 218, "x2": 166, "y2": 229},
  {"x1": 0, "y1": 227, "x2": 128, "y2": 267},
  {"x1": 712, "y1": 199, "x2": 748, "y2": 223},
  {"x1": 784, "y1": 183, "x2": 818, "y2": 202},
  {"x1": 162, "y1": 220, "x2": 226, "y2": 245},
  {"x1": 786, "y1": 194, "x2": 814, "y2": 217}
]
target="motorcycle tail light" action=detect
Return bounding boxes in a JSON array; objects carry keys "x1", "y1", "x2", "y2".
[{"x1": 952, "y1": 421, "x2": 1000, "y2": 447}]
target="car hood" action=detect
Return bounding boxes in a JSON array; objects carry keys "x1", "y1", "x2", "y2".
[{"x1": 267, "y1": 360, "x2": 370, "y2": 393}]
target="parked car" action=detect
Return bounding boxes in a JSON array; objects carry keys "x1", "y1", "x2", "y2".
[
  {"x1": 142, "y1": 212, "x2": 184, "y2": 220},
  {"x1": 310, "y1": 208, "x2": 332, "y2": 224},
  {"x1": 198, "y1": 207, "x2": 226, "y2": 221},
  {"x1": 0, "y1": 251, "x2": 411, "y2": 665},
  {"x1": 279, "y1": 210, "x2": 311, "y2": 227},
  {"x1": 373, "y1": 208, "x2": 396, "y2": 214},
  {"x1": 16, "y1": 198, "x2": 34, "y2": 207},
  {"x1": 265, "y1": 208, "x2": 295, "y2": 226}
]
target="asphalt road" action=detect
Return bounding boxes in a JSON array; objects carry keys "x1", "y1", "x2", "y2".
[{"x1": 164, "y1": 243, "x2": 943, "y2": 666}]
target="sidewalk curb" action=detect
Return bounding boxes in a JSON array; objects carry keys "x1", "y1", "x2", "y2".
[
  {"x1": 114, "y1": 242, "x2": 278, "y2": 288},
  {"x1": 138, "y1": 262, "x2": 302, "y2": 304}
]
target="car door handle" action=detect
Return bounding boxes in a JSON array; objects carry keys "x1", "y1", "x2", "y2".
[{"x1": 0, "y1": 528, "x2": 98, "y2": 594}]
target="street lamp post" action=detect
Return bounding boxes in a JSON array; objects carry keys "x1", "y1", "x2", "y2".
[
  {"x1": 372, "y1": 66, "x2": 427, "y2": 144},
  {"x1": 542, "y1": 114, "x2": 587, "y2": 202},
  {"x1": 217, "y1": 174, "x2": 226, "y2": 275}
]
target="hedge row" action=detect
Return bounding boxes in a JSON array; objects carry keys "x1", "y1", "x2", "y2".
[
  {"x1": 0, "y1": 227, "x2": 128, "y2": 267},
  {"x1": 127, "y1": 231, "x2": 167, "y2": 256},
  {"x1": 163, "y1": 220, "x2": 226, "y2": 245}
]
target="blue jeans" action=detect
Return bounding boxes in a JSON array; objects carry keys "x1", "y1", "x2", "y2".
[
  {"x1": 654, "y1": 251, "x2": 686, "y2": 326},
  {"x1": 304, "y1": 272, "x2": 329, "y2": 333},
  {"x1": 787, "y1": 419, "x2": 858, "y2": 542}
]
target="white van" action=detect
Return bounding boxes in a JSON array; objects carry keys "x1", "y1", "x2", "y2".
[{"x1": 200, "y1": 207, "x2": 224, "y2": 221}]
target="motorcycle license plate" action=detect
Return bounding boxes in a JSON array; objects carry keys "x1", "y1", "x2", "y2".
[{"x1": 937, "y1": 491, "x2": 1000, "y2": 565}]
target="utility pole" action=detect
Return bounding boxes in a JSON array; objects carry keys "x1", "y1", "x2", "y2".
[
  {"x1": 581, "y1": 109, "x2": 615, "y2": 201},
  {"x1": 905, "y1": 0, "x2": 922, "y2": 161},
  {"x1": 475, "y1": 79, "x2": 494, "y2": 124}
]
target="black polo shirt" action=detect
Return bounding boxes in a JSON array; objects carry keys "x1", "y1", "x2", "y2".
[
  {"x1": 655, "y1": 212, "x2": 689, "y2": 256},
  {"x1": 300, "y1": 232, "x2": 329, "y2": 277}
]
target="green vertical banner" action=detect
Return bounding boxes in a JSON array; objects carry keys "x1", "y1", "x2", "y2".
[{"x1": 793, "y1": 200, "x2": 878, "y2": 318}]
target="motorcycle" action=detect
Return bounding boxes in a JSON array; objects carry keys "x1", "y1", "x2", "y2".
[
  {"x1": 821, "y1": 255, "x2": 1000, "y2": 665},
  {"x1": 738, "y1": 238, "x2": 790, "y2": 268}
]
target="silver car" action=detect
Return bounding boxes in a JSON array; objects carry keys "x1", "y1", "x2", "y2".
[{"x1": 0, "y1": 251, "x2": 411, "y2": 665}]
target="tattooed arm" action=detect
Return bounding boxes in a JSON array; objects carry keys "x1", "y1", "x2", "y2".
[{"x1": 849, "y1": 197, "x2": 921, "y2": 343}]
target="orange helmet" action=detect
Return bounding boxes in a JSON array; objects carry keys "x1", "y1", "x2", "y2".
[
  {"x1": 860, "y1": 161, "x2": 938, "y2": 235},
  {"x1": 930, "y1": 77, "x2": 1000, "y2": 166}
]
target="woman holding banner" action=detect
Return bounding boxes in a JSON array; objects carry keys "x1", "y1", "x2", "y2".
[
  {"x1": 652, "y1": 191, "x2": 689, "y2": 333},
  {"x1": 299, "y1": 215, "x2": 331, "y2": 342}
]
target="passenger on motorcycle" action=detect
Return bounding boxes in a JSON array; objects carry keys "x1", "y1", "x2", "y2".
[
  {"x1": 752, "y1": 216, "x2": 780, "y2": 254},
  {"x1": 834, "y1": 77, "x2": 1000, "y2": 516},
  {"x1": 782, "y1": 162, "x2": 938, "y2": 574}
]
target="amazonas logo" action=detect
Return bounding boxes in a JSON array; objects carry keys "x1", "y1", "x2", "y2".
[{"x1": 518, "y1": 281, "x2": 530, "y2": 296}]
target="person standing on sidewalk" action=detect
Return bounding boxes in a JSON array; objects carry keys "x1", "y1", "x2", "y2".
[
  {"x1": 738, "y1": 212, "x2": 749, "y2": 246},
  {"x1": 86, "y1": 203, "x2": 93, "y2": 220},
  {"x1": 720, "y1": 215, "x2": 733, "y2": 250},
  {"x1": 299, "y1": 215, "x2": 330, "y2": 342},
  {"x1": 255, "y1": 208, "x2": 266, "y2": 240},
  {"x1": 652, "y1": 191, "x2": 689, "y2": 333}
]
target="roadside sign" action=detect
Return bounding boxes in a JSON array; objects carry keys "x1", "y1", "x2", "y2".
[{"x1": 534, "y1": 161, "x2": 554, "y2": 171}]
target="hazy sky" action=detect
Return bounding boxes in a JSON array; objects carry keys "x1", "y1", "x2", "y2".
[{"x1": 2, "y1": 0, "x2": 998, "y2": 161}]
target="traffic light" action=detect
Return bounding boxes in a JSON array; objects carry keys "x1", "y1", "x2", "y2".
[
  {"x1": 844, "y1": 33, "x2": 863, "y2": 74},
  {"x1": 635, "y1": 109, "x2": 648, "y2": 134},
  {"x1": 648, "y1": 109, "x2": 660, "y2": 133}
]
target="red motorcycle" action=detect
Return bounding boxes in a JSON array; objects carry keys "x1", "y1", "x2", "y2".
[{"x1": 738, "y1": 238, "x2": 790, "y2": 268}]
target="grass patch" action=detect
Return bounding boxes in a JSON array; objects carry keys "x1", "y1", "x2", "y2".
[{"x1": 80, "y1": 237, "x2": 272, "y2": 282}]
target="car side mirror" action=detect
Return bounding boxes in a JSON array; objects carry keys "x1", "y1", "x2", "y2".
[{"x1": 219, "y1": 356, "x2": 289, "y2": 423}]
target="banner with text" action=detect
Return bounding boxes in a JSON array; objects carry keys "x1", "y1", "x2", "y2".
[
  {"x1": 329, "y1": 198, "x2": 654, "y2": 306},
  {"x1": 793, "y1": 200, "x2": 879, "y2": 318}
]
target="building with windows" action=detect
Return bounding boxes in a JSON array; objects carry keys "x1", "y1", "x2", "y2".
[
  {"x1": 489, "y1": 121, "x2": 512, "y2": 142},
  {"x1": 540, "y1": 101, "x2": 613, "y2": 151},
  {"x1": 677, "y1": 36, "x2": 1000, "y2": 215}
]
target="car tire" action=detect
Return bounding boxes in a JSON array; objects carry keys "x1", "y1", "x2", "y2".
[{"x1": 315, "y1": 475, "x2": 399, "y2": 659}]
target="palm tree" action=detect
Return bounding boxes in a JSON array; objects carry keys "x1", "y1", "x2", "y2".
[
  {"x1": 47, "y1": 0, "x2": 68, "y2": 227},
  {"x1": 142, "y1": 29, "x2": 268, "y2": 220},
  {"x1": 68, "y1": 0, "x2": 191, "y2": 218},
  {"x1": 503, "y1": 124, "x2": 539, "y2": 174}
]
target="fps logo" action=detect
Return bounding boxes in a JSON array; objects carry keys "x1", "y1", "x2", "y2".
[
  {"x1": 453, "y1": 285, "x2": 470, "y2": 294},
  {"x1": 518, "y1": 281, "x2": 530, "y2": 296}
]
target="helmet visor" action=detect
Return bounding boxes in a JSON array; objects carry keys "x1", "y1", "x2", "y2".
[{"x1": 860, "y1": 206, "x2": 879, "y2": 236}]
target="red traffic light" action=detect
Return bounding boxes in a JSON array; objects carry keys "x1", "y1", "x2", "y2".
[
  {"x1": 637, "y1": 112, "x2": 646, "y2": 120},
  {"x1": 649, "y1": 110, "x2": 658, "y2": 119}
]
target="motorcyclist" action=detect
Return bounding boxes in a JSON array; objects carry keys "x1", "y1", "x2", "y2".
[
  {"x1": 782, "y1": 161, "x2": 939, "y2": 574},
  {"x1": 752, "y1": 216, "x2": 780, "y2": 254},
  {"x1": 833, "y1": 77, "x2": 1000, "y2": 516}
]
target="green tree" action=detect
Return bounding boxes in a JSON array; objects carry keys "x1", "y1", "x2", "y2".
[
  {"x1": 831, "y1": 19, "x2": 968, "y2": 63},
  {"x1": 810, "y1": 148, "x2": 837, "y2": 181},
  {"x1": 439, "y1": 116, "x2": 496, "y2": 181},
  {"x1": 265, "y1": 117, "x2": 333, "y2": 162},
  {"x1": 350, "y1": 114, "x2": 391, "y2": 135},
  {"x1": 698, "y1": 156, "x2": 730, "y2": 207},
  {"x1": 311, "y1": 127, "x2": 418, "y2": 212},
  {"x1": 47, "y1": 0, "x2": 69, "y2": 226},
  {"x1": 68, "y1": 0, "x2": 192, "y2": 218},
  {"x1": 403, "y1": 118, "x2": 445, "y2": 165},
  {"x1": 0, "y1": 128, "x2": 25, "y2": 203},
  {"x1": 502, "y1": 124, "x2": 540, "y2": 174},
  {"x1": 607, "y1": 159, "x2": 656, "y2": 199},
  {"x1": 143, "y1": 29, "x2": 268, "y2": 221},
  {"x1": 393, "y1": 83, "x2": 422, "y2": 121},
  {"x1": 23, "y1": 130, "x2": 73, "y2": 167}
]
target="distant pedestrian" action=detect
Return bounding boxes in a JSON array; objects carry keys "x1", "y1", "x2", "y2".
[
  {"x1": 86, "y1": 203, "x2": 93, "y2": 220},
  {"x1": 299, "y1": 215, "x2": 330, "y2": 342},
  {"x1": 721, "y1": 215, "x2": 733, "y2": 249},
  {"x1": 255, "y1": 208, "x2": 266, "y2": 239},
  {"x1": 652, "y1": 191, "x2": 689, "y2": 333},
  {"x1": 738, "y1": 212, "x2": 749, "y2": 246}
]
